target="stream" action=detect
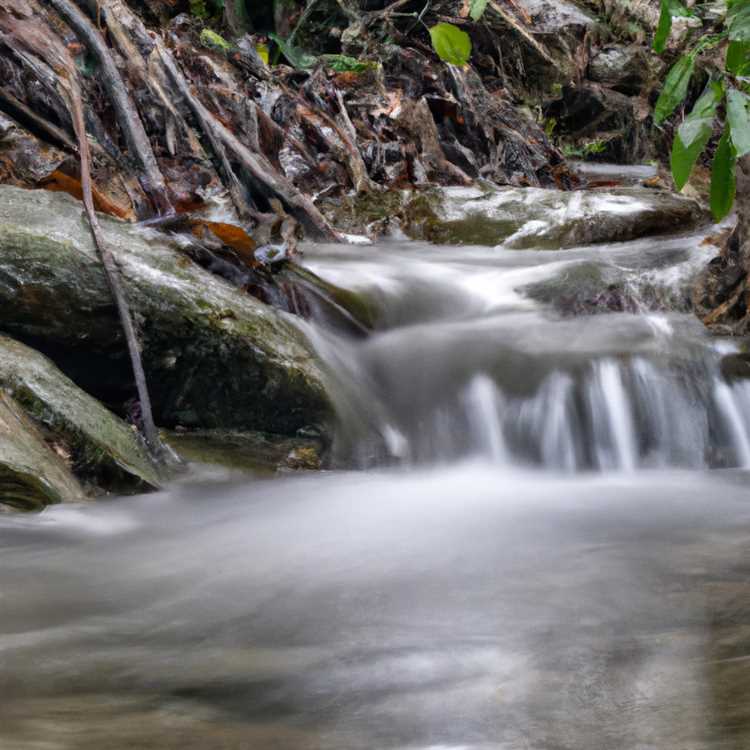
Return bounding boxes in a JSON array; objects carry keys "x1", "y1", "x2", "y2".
[{"x1": 3, "y1": 214, "x2": 750, "y2": 748}]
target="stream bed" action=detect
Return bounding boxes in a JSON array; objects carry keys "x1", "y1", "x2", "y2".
[{"x1": 3, "y1": 222, "x2": 750, "y2": 749}]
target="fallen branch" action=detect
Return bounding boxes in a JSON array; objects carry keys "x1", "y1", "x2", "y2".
[
  {"x1": 44, "y1": 0, "x2": 172, "y2": 215},
  {"x1": 67, "y1": 80, "x2": 165, "y2": 460},
  {"x1": 157, "y1": 40, "x2": 339, "y2": 241},
  {"x1": 487, "y1": 0, "x2": 555, "y2": 67}
]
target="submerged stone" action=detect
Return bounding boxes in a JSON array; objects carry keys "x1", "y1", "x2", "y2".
[
  {"x1": 403, "y1": 184, "x2": 707, "y2": 249},
  {"x1": 165, "y1": 429, "x2": 323, "y2": 474},
  {"x1": 0, "y1": 335, "x2": 161, "y2": 493},
  {"x1": 0, "y1": 391, "x2": 84, "y2": 511},
  {"x1": 0, "y1": 187, "x2": 334, "y2": 437}
]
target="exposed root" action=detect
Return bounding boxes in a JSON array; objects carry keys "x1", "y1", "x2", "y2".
[{"x1": 44, "y1": 0, "x2": 172, "y2": 215}]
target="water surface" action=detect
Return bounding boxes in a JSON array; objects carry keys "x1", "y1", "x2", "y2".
[{"x1": 3, "y1": 223, "x2": 750, "y2": 749}]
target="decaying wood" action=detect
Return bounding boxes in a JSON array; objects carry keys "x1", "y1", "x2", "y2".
[
  {"x1": 157, "y1": 40, "x2": 339, "y2": 240},
  {"x1": 68, "y1": 83, "x2": 164, "y2": 458},
  {"x1": 396, "y1": 97, "x2": 473, "y2": 186},
  {"x1": 44, "y1": 0, "x2": 172, "y2": 215}
]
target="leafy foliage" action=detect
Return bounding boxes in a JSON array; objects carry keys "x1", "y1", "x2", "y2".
[
  {"x1": 670, "y1": 81, "x2": 722, "y2": 190},
  {"x1": 469, "y1": 0, "x2": 489, "y2": 22},
  {"x1": 269, "y1": 33, "x2": 317, "y2": 69},
  {"x1": 428, "y1": 23, "x2": 472, "y2": 66},
  {"x1": 710, "y1": 127, "x2": 737, "y2": 221},
  {"x1": 199, "y1": 28, "x2": 233, "y2": 52},
  {"x1": 654, "y1": 52, "x2": 696, "y2": 124},
  {"x1": 653, "y1": 0, "x2": 750, "y2": 221},
  {"x1": 653, "y1": 0, "x2": 693, "y2": 54}
]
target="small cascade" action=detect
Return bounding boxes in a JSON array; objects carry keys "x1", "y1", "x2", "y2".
[
  {"x1": 299, "y1": 234, "x2": 750, "y2": 474},
  {"x1": 713, "y1": 381, "x2": 750, "y2": 468},
  {"x1": 587, "y1": 359, "x2": 639, "y2": 471},
  {"x1": 464, "y1": 374, "x2": 509, "y2": 463},
  {"x1": 334, "y1": 354, "x2": 750, "y2": 472}
]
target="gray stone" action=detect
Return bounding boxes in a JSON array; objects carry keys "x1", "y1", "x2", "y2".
[
  {"x1": 0, "y1": 186, "x2": 334, "y2": 436},
  {"x1": 0, "y1": 391, "x2": 84, "y2": 511},
  {"x1": 403, "y1": 183, "x2": 708, "y2": 249},
  {"x1": 0, "y1": 335, "x2": 161, "y2": 492}
]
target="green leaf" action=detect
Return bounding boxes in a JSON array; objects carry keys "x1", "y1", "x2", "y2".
[
  {"x1": 321, "y1": 54, "x2": 377, "y2": 73},
  {"x1": 268, "y1": 33, "x2": 317, "y2": 69},
  {"x1": 671, "y1": 133, "x2": 706, "y2": 190},
  {"x1": 710, "y1": 126, "x2": 737, "y2": 222},
  {"x1": 727, "y1": 87, "x2": 750, "y2": 158},
  {"x1": 653, "y1": 0, "x2": 693, "y2": 53},
  {"x1": 670, "y1": 82, "x2": 722, "y2": 190},
  {"x1": 677, "y1": 81, "x2": 722, "y2": 148},
  {"x1": 727, "y1": 41, "x2": 750, "y2": 75},
  {"x1": 470, "y1": 0, "x2": 489, "y2": 21},
  {"x1": 728, "y1": 1, "x2": 750, "y2": 42},
  {"x1": 654, "y1": 53, "x2": 696, "y2": 125},
  {"x1": 428, "y1": 23, "x2": 472, "y2": 66},
  {"x1": 199, "y1": 29, "x2": 233, "y2": 52}
]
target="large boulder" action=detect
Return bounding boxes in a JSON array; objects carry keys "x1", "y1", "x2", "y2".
[
  {"x1": 544, "y1": 83, "x2": 651, "y2": 164},
  {"x1": 0, "y1": 335, "x2": 161, "y2": 492},
  {"x1": 510, "y1": 0, "x2": 598, "y2": 92},
  {"x1": 0, "y1": 187, "x2": 333, "y2": 436},
  {"x1": 588, "y1": 45, "x2": 651, "y2": 96},
  {"x1": 0, "y1": 391, "x2": 83, "y2": 511},
  {"x1": 403, "y1": 184, "x2": 707, "y2": 248}
]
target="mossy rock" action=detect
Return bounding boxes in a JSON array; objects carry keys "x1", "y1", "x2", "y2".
[
  {"x1": 0, "y1": 391, "x2": 84, "y2": 511},
  {"x1": 165, "y1": 429, "x2": 323, "y2": 474},
  {"x1": 0, "y1": 335, "x2": 161, "y2": 493},
  {"x1": 0, "y1": 187, "x2": 334, "y2": 438},
  {"x1": 401, "y1": 185, "x2": 708, "y2": 248}
]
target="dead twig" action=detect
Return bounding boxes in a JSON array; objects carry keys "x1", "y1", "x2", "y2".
[
  {"x1": 44, "y1": 0, "x2": 172, "y2": 215},
  {"x1": 157, "y1": 39, "x2": 339, "y2": 241}
]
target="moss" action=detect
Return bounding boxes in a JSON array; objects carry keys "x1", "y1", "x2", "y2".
[
  {"x1": 199, "y1": 29, "x2": 233, "y2": 53},
  {"x1": 0, "y1": 186, "x2": 335, "y2": 440},
  {"x1": 165, "y1": 429, "x2": 324, "y2": 473},
  {"x1": 320, "y1": 190, "x2": 407, "y2": 234}
]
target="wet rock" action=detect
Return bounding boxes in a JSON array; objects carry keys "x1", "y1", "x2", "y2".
[
  {"x1": 165, "y1": 429, "x2": 323, "y2": 474},
  {"x1": 544, "y1": 83, "x2": 651, "y2": 164},
  {"x1": 510, "y1": 0, "x2": 597, "y2": 92},
  {"x1": 721, "y1": 352, "x2": 750, "y2": 383},
  {"x1": 522, "y1": 258, "x2": 696, "y2": 316},
  {"x1": 0, "y1": 391, "x2": 84, "y2": 511},
  {"x1": 0, "y1": 113, "x2": 66, "y2": 187},
  {"x1": 277, "y1": 263, "x2": 377, "y2": 335},
  {"x1": 0, "y1": 186, "x2": 333, "y2": 437},
  {"x1": 403, "y1": 184, "x2": 708, "y2": 249},
  {"x1": 588, "y1": 45, "x2": 650, "y2": 96},
  {"x1": 0, "y1": 335, "x2": 161, "y2": 493}
]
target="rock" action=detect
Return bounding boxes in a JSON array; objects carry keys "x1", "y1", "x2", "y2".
[
  {"x1": 588, "y1": 45, "x2": 650, "y2": 96},
  {"x1": 510, "y1": 0, "x2": 598, "y2": 92},
  {"x1": 0, "y1": 113, "x2": 66, "y2": 187},
  {"x1": 0, "y1": 391, "x2": 84, "y2": 511},
  {"x1": 544, "y1": 83, "x2": 651, "y2": 164},
  {"x1": 403, "y1": 184, "x2": 708, "y2": 249},
  {"x1": 0, "y1": 186, "x2": 333, "y2": 437},
  {"x1": 721, "y1": 353, "x2": 750, "y2": 383},
  {"x1": 164, "y1": 429, "x2": 323, "y2": 473},
  {"x1": 522, "y1": 257, "x2": 695, "y2": 316},
  {"x1": 0, "y1": 335, "x2": 161, "y2": 493}
]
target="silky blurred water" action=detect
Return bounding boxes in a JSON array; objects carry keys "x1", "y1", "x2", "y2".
[{"x1": 3, "y1": 224, "x2": 750, "y2": 749}]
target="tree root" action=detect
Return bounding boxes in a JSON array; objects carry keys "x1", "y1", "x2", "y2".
[
  {"x1": 157, "y1": 39, "x2": 339, "y2": 241},
  {"x1": 67, "y1": 82, "x2": 165, "y2": 460},
  {"x1": 44, "y1": 0, "x2": 172, "y2": 215}
]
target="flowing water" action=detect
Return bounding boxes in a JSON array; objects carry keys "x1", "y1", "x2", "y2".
[{"x1": 3, "y1": 218, "x2": 750, "y2": 749}]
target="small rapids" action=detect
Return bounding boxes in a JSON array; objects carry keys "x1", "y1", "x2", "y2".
[
  {"x1": 302, "y1": 230, "x2": 750, "y2": 471},
  {"x1": 4, "y1": 215, "x2": 750, "y2": 750}
]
